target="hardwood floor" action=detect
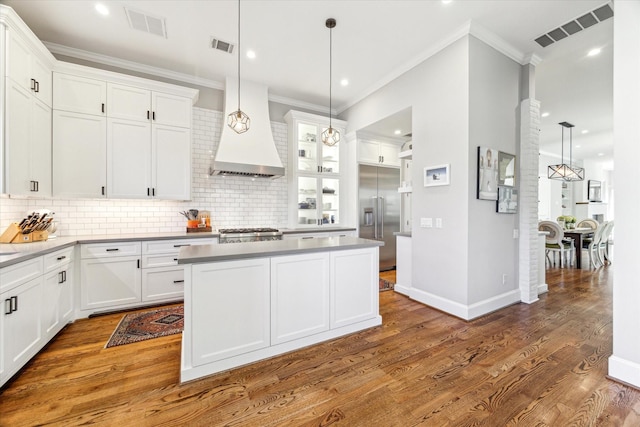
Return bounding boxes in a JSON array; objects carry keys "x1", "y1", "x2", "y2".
[{"x1": 2, "y1": 266, "x2": 639, "y2": 426}]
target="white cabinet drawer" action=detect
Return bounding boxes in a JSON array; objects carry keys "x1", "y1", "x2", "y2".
[
  {"x1": 142, "y1": 238, "x2": 216, "y2": 255},
  {"x1": 43, "y1": 247, "x2": 74, "y2": 272},
  {"x1": 0, "y1": 257, "x2": 44, "y2": 293},
  {"x1": 142, "y1": 254, "x2": 180, "y2": 268},
  {"x1": 81, "y1": 242, "x2": 141, "y2": 259},
  {"x1": 142, "y1": 265, "x2": 185, "y2": 302}
]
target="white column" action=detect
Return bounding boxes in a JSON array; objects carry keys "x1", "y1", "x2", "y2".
[
  {"x1": 518, "y1": 98, "x2": 541, "y2": 303},
  {"x1": 608, "y1": 0, "x2": 640, "y2": 388}
]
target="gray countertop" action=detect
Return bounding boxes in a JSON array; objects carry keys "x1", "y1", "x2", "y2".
[
  {"x1": 0, "y1": 231, "x2": 217, "y2": 269},
  {"x1": 178, "y1": 236, "x2": 382, "y2": 264}
]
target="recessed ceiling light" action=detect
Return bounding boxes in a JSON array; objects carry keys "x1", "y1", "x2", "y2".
[
  {"x1": 541, "y1": 112, "x2": 550, "y2": 118},
  {"x1": 575, "y1": 145, "x2": 581, "y2": 148},
  {"x1": 581, "y1": 129, "x2": 589, "y2": 134},
  {"x1": 95, "y1": 3, "x2": 109, "y2": 15},
  {"x1": 246, "y1": 50, "x2": 256, "y2": 59},
  {"x1": 340, "y1": 78, "x2": 349, "y2": 86},
  {"x1": 588, "y1": 48, "x2": 601, "y2": 56},
  {"x1": 598, "y1": 152, "x2": 604, "y2": 156},
  {"x1": 394, "y1": 130, "x2": 402, "y2": 135},
  {"x1": 442, "y1": 0, "x2": 453, "y2": 4}
]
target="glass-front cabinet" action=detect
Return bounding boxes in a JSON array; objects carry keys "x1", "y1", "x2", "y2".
[{"x1": 285, "y1": 110, "x2": 347, "y2": 228}]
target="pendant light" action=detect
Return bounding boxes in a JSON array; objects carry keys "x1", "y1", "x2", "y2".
[
  {"x1": 227, "y1": 0, "x2": 250, "y2": 134},
  {"x1": 321, "y1": 18, "x2": 340, "y2": 146},
  {"x1": 548, "y1": 121, "x2": 584, "y2": 181}
]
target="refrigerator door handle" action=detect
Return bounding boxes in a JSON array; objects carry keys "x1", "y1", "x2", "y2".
[
  {"x1": 379, "y1": 196, "x2": 385, "y2": 238},
  {"x1": 372, "y1": 196, "x2": 379, "y2": 239}
]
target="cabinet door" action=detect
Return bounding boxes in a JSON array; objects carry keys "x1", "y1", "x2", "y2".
[
  {"x1": 30, "y1": 99, "x2": 52, "y2": 197},
  {"x1": 331, "y1": 248, "x2": 378, "y2": 329},
  {"x1": 31, "y1": 55, "x2": 52, "y2": 107},
  {"x1": 358, "y1": 140, "x2": 381, "y2": 164},
  {"x1": 271, "y1": 253, "x2": 330, "y2": 345},
  {"x1": 107, "y1": 118, "x2": 152, "y2": 199},
  {"x1": 152, "y1": 92, "x2": 191, "y2": 128},
  {"x1": 53, "y1": 110, "x2": 107, "y2": 198},
  {"x1": 190, "y1": 259, "x2": 270, "y2": 366},
  {"x1": 53, "y1": 73, "x2": 106, "y2": 116},
  {"x1": 6, "y1": 30, "x2": 31, "y2": 92},
  {"x1": 42, "y1": 264, "x2": 73, "y2": 338},
  {"x1": 107, "y1": 83, "x2": 151, "y2": 122},
  {"x1": 152, "y1": 124, "x2": 191, "y2": 200},
  {"x1": 2, "y1": 276, "x2": 43, "y2": 378},
  {"x1": 296, "y1": 121, "x2": 320, "y2": 173},
  {"x1": 379, "y1": 143, "x2": 401, "y2": 167},
  {"x1": 142, "y1": 265, "x2": 185, "y2": 302},
  {"x1": 81, "y1": 257, "x2": 141, "y2": 310},
  {"x1": 4, "y1": 79, "x2": 31, "y2": 195}
]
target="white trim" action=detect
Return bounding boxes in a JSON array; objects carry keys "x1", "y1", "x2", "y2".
[
  {"x1": 609, "y1": 355, "x2": 640, "y2": 389},
  {"x1": 538, "y1": 283, "x2": 548, "y2": 294},
  {"x1": 268, "y1": 94, "x2": 331, "y2": 115},
  {"x1": 468, "y1": 21, "x2": 527, "y2": 65},
  {"x1": 393, "y1": 284, "x2": 411, "y2": 297},
  {"x1": 410, "y1": 287, "x2": 521, "y2": 321}
]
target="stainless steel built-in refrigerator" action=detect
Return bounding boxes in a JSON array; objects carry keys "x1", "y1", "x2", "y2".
[{"x1": 359, "y1": 164, "x2": 401, "y2": 271}]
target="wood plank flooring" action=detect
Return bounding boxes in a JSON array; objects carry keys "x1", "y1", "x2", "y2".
[{"x1": 2, "y1": 266, "x2": 639, "y2": 426}]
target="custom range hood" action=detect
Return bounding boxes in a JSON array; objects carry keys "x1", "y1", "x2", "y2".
[{"x1": 210, "y1": 78, "x2": 285, "y2": 179}]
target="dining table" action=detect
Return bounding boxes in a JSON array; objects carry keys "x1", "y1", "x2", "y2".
[{"x1": 563, "y1": 227, "x2": 595, "y2": 269}]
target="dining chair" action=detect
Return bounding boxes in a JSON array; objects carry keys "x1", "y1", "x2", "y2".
[
  {"x1": 576, "y1": 218, "x2": 598, "y2": 230},
  {"x1": 538, "y1": 220, "x2": 574, "y2": 268},
  {"x1": 599, "y1": 220, "x2": 614, "y2": 265},
  {"x1": 583, "y1": 221, "x2": 607, "y2": 268}
]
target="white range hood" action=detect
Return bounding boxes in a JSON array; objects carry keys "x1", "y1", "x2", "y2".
[{"x1": 210, "y1": 78, "x2": 285, "y2": 179}]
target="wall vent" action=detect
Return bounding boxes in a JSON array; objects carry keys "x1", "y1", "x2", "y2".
[
  {"x1": 211, "y1": 37, "x2": 235, "y2": 54},
  {"x1": 124, "y1": 7, "x2": 167, "y2": 38},
  {"x1": 534, "y1": 3, "x2": 613, "y2": 48}
]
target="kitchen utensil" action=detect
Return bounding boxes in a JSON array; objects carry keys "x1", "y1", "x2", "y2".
[{"x1": 189, "y1": 209, "x2": 199, "y2": 219}]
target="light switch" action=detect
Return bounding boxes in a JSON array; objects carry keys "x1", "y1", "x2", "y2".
[
  {"x1": 435, "y1": 218, "x2": 442, "y2": 228},
  {"x1": 420, "y1": 218, "x2": 433, "y2": 228}
]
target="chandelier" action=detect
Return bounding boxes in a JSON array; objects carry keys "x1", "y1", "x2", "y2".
[{"x1": 548, "y1": 121, "x2": 584, "y2": 181}]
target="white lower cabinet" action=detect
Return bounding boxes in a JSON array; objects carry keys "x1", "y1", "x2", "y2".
[
  {"x1": 142, "y1": 266, "x2": 185, "y2": 302},
  {"x1": 42, "y1": 247, "x2": 74, "y2": 339},
  {"x1": 81, "y1": 255, "x2": 141, "y2": 311},
  {"x1": 270, "y1": 253, "x2": 330, "y2": 345},
  {"x1": 331, "y1": 248, "x2": 379, "y2": 329},
  {"x1": 190, "y1": 259, "x2": 270, "y2": 367}
]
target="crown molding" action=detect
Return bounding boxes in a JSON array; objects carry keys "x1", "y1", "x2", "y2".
[
  {"x1": 468, "y1": 21, "x2": 528, "y2": 65},
  {"x1": 268, "y1": 94, "x2": 332, "y2": 115}
]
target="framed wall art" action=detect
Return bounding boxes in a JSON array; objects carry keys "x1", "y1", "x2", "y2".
[
  {"x1": 424, "y1": 164, "x2": 450, "y2": 187},
  {"x1": 497, "y1": 185, "x2": 518, "y2": 214},
  {"x1": 477, "y1": 146, "x2": 498, "y2": 200},
  {"x1": 498, "y1": 151, "x2": 516, "y2": 186}
]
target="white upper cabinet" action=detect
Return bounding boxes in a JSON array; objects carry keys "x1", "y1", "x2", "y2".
[
  {"x1": 153, "y1": 124, "x2": 191, "y2": 200},
  {"x1": 107, "y1": 118, "x2": 152, "y2": 199},
  {"x1": 107, "y1": 83, "x2": 150, "y2": 122},
  {"x1": 358, "y1": 140, "x2": 401, "y2": 167},
  {"x1": 53, "y1": 73, "x2": 106, "y2": 116},
  {"x1": 152, "y1": 92, "x2": 192, "y2": 128},
  {"x1": 6, "y1": 28, "x2": 53, "y2": 107}
]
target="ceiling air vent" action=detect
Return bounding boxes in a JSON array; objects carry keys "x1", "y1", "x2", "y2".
[
  {"x1": 533, "y1": 2, "x2": 613, "y2": 48},
  {"x1": 211, "y1": 37, "x2": 235, "y2": 54},
  {"x1": 124, "y1": 7, "x2": 167, "y2": 38}
]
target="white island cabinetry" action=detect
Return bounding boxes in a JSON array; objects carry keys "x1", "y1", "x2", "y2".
[{"x1": 180, "y1": 237, "x2": 382, "y2": 382}]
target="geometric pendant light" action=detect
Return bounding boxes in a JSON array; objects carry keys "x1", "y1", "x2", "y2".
[
  {"x1": 321, "y1": 18, "x2": 340, "y2": 146},
  {"x1": 548, "y1": 121, "x2": 584, "y2": 181},
  {"x1": 227, "y1": 0, "x2": 250, "y2": 134}
]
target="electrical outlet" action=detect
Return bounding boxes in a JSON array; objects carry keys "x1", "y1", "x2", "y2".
[
  {"x1": 435, "y1": 218, "x2": 442, "y2": 228},
  {"x1": 420, "y1": 218, "x2": 433, "y2": 228}
]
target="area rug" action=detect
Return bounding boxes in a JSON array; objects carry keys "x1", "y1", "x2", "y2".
[
  {"x1": 379, "y1": 278, "x2": 395, "y2": 292},
  {"x1": 105, "y1": 305, "x2": 184, "y2": 348}
]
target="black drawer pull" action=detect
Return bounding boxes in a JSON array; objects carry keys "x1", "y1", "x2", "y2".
[
  {"x1": 302, "y1": 236, "x2": 314, "y2": 239},
  {"x1": 106, "y1": 248, "x2": 120, "y2": 252},
  {"x1": 173, "y1": 244, "x2": 191, "y2": 248},
  {"x1": 101, "y1": 103, "x2": 105, "y2": 113},
  {"x1": 31, "y1": 78, "x2": 36, "y2": 91},
  {"x1": 173, "y1": 258, "x2": 178, "y2": 261},
  {"x1": 57, "y1": 255, "x2": 67, "y2": 261},
  {"x1": 173, "y1": 280, "x2": 184, "y2": 284}
]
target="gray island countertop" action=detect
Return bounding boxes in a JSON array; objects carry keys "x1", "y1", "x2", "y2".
[{"x1": 178, "y1": 236, "x2": 383, "y2": 264}]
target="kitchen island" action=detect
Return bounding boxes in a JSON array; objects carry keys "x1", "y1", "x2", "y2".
[{"x1": 177, "y1": 236, "x2": 383, "y2": 383}]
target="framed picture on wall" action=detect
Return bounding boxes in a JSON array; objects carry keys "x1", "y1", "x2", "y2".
[
  {"x1": 497, "y1": 185, "x2": 518, "y2": 214},
  {"x1": 498, "y1": 151, "x2": 516, "y2": 186},
  {"x1": 477, "y1": 146, "x2": 498, "y2": 200},
  {"x1": 424, "y1": 164, "x2": 450, "y2": 187}
]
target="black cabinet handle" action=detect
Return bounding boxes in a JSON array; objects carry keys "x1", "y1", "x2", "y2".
[
  {"x1": 35, "y1": 80, "x2": 39, "y2": 93},
  {"x1": 11, "y1": 296, "x2": 18, "y2": 312},
  {"x1": 173, "y1": 280, "x2": 184, "y2": 284},
  {"x1": 173, "y1": 258, "x2": 178, "y2": 261},
  {"x1": 173, "y1": 244, "x2": 191, "y2": 248},
  {"x1": 302, "y1": 236, "x2": 314, "y2": 239},
  {"x1": 152, "y1": 111, "x2": 156, "y2": 121},
  {"x1": 4, "y1": 298, "x2": 11, "y2": 315},
  {"x1": 58, "y1": 271, "x2": 64, "y2": 284},
  {"x1": 147, "y1": 110, "x2": 150, "y2": 120},
  {"x1": 137, "y1": 259, "x2": 141, "y2": 269},
  {"x1": 106, "y1": 248, "x2": 119, "y2": 252},
  {"x1": 147, "y1": 188, "x2": 150, "y2": 196},
  {"x1": 63, "y1": 270, "x2": 67, "y2": 283},
  {"x1": 57, "y1": 255, "x2": 66, "y2": 261},
  {"x1": 101, "y1": 103, "x2": 105, "y2": 113},
  {"x1": 31, "y1": 78, "x2": 36, "y2": 91},
  {"x1": 101, "y1": 186, "x2": 105, "y2": 196},
  {"x1": 30, "y1": 180, "x2": 37, "y2": 192}
]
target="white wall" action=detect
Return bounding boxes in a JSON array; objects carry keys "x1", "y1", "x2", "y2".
[
  {"x1": 342, "y1": 34, "x2": 521, "y2": 319},
  {"x1": 538, "y1": 153, "x2": 563, "y2": 220},
  {"x1": 609, "y1": 0, "x2": 640, "y2": 388},
  {"x1": 0, "y1": 107, "x2": 289, "y2": 235}
]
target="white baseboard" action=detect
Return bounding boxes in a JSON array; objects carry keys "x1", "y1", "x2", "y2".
[
  {"x1": 410, "y1": 287, "x2": 521, "y2": 320},
  {"x1": 538, "y1": 283, "x2": 548, "y2": 294},
  {"x1": 608, "y1": 355, "x2": 640, "y2": 389},
  {"x1": 393, "y1": 284, "x2": 412, "y2": 297}
]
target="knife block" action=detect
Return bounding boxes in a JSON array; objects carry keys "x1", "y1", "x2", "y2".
[{"x1": 0, "y1": 223, "x2": 48, "y2": 243}]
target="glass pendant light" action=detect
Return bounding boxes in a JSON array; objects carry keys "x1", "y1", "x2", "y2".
[
  {"x1": 548, "y1": 121, "x2": 584, "y2": 181},
  {"x1": 228, "y1": 0, "x2": 250, "y2": 134},
  {"x1": 321, "y1": 18, "x2": 340, "y2": 146}
]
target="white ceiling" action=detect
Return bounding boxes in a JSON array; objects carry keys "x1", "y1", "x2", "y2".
[{"x1": 3, "y1": 0, "x2": 613, "y2": 163}]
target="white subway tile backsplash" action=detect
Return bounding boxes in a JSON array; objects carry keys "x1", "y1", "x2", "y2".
[{"x1": 0, "y1": 107, "x2": 289, "y2": 235}]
